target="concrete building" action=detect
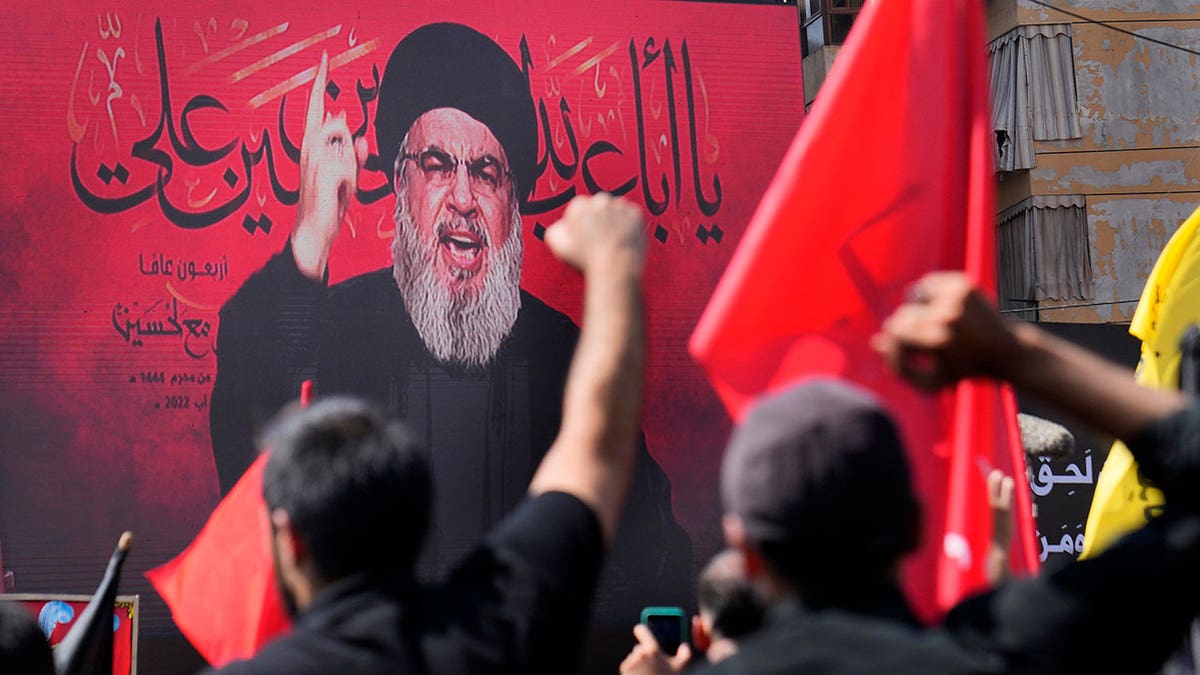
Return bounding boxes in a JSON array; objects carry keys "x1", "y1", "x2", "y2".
[
  {"x1": 798, "y1": 0, "x2": 1200, "y2": 566},
  {"x1": 799, "y1": 0, "x2": 861, "y2": 107},
  {"x1": 988, "y1": 0, "x2": 1200, "y2": 323},
  {"x1": 801, "y1": 0, "x2": 1200, "y2": 323}
]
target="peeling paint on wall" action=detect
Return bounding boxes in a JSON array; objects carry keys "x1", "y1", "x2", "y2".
[
  {"x1": 990, "y1": 1, "x2": 1200, "y2": 324},
  {"x1": 1074, "y1": 26, "x2": 1200, "y2": 149},
  {"x1": 1085, "y1": 197, "x2": 1194, "y2": 321},
  {"x1": 1021, "y1": 0, "x2": 1200, "y2": 18},
  {"x1": 1032, "y1": 159, "x2": 1187, "y2": 192}
]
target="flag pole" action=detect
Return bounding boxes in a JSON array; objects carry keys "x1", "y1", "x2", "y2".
[{"x1": 55, "y1": 531, "x2": 133, "y2": 675}]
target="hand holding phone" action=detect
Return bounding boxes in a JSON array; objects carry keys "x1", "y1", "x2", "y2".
[
  {"x1": 640, "y1": 606, "x2": 688, "y2": 656},
  {"x1": 621, "y1": 609, "x2": 693, "y2": 675}
]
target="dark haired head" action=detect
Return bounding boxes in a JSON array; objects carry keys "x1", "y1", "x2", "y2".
[
  {"x1": 0, "y1": 601, "x2": 53, "y2": 675},
  {"x1": 261, "y1": 396, "x2": 432, "y2": 580},
  {"x1": 721, "y1": 379, "x2": 920, "y2": 590},
  {"x1": 696, "y1": 550, "x2": 765, "y2": 641}
]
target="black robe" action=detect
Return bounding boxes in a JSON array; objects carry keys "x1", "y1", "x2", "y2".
[{"x1": 209, "y1": 244, "x2": 691, "y2": 623}]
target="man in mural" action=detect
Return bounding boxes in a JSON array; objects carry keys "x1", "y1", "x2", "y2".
[
  {"x1": 207, "y1": 193, "x2": 654, "y2": 675},
  {"x1": 209, "y1": 22, "x2": 690, "y2": 621}
]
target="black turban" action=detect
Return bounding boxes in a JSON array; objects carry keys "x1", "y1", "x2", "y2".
[{"x1": 375, "y1": 23, "x2": 538, "y2": 201}]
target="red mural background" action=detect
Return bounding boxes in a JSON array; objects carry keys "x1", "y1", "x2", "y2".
[{"x1": 0, "y1": 0, "x2": 802, "y2": 636}]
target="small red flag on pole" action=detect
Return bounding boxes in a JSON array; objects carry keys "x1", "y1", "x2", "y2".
[{"x1": 146, "y1": 382, "x2": 319, "y2": 665}]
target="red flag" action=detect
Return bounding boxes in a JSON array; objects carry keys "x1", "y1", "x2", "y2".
[
  {"x1": 146, "y1": 381, "x2": 316, "y2": 665},
  {"x1": 939, "y1": 114, "x2": 1039, "y2": 606},
  {"x1": 689, "y1": 0, "x2": 1036, "y2": 619},
  {"x1": 146, "y1": 455, "x2": 290, "y2": 666}
]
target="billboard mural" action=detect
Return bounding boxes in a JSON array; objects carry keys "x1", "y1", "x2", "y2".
[
  {"x1": 0, "y1": 0, "x2": 804, "y2": 641},
  {"x1": 11, "y1": 593, "x2": 139, "y2": 675}
]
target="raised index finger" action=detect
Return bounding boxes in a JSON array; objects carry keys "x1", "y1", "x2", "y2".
[{"x1": 305, "y1": 51, "x2": 330, "y2": 138}]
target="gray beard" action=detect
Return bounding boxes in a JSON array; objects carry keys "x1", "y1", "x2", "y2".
[{"x1": 391, "y1": 197, "x2": 523, "y2": 368}]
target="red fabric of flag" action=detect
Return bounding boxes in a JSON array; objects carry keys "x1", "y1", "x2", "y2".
[
  {"x1": 145, "y1": 455, "x2": 290, "y2": 666},
  {"x1": 689, "y1": 0, "x2": 1037, "y2": 619}
]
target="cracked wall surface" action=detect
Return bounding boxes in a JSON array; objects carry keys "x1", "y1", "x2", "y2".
[
  {"x1": 1040, "y1": 196, "x2": 1195, "y2": 322},
  {"x1": 993, "y1": 0, "x2": 1200, "y2": 323}
]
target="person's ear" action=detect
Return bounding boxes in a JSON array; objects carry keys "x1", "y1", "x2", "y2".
[
  {"x1": 270, "y1": 509, "x2": 306, "y2": 565},
  {"x1": 722, "y1": 513, "x2": 746, "y2": 549},
  {"x1": 691, "y1": 614, "x2": 711, "y2": 653},
  {"x1": 722, "y1": 514, "x2": 765, "y2": 578}
]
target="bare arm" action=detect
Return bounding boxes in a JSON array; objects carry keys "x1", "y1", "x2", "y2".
[
  {"x1": 1002, "y1": 321, "x2": 1184, "y2": 439},
  {"x1": 527, "y1": 194, "x2": 646, "y2": 545},
  {"x1": 873, "y1": 271, "x2": 1185, "y2": 442}
]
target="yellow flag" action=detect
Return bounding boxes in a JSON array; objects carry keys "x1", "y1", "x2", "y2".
[{"x1": 1080, "y1": 204, "x2": 1200, "y2": 558}]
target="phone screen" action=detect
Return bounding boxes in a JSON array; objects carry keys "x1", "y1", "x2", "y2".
[{"x1": 641, "y1": 606, "x2": 686, "y2": 655}]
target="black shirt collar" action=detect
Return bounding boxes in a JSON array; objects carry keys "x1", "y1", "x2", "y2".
[
  {"x1": 298, "y1": 572, "x2": 418, "y2": 630},
  {"x1": 771, "y1": 581, "x2": 922, "y2": 629}
]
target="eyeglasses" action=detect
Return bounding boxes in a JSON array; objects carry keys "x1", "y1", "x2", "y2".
[{"x1": 399, "y1": 148, "x2": 513, "y2": 198}]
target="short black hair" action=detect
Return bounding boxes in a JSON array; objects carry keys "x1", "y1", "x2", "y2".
[
  {"x1": 0, "y1": 601, "x2": 54, "y2": 675},
  {"x1": 261, "y1": 396, "x2": 432, "y2": 580},
  {"x1": 696, "y1": 550, "x2": 765, "y2": 641}
]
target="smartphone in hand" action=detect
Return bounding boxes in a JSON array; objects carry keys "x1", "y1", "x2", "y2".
[{"x1": 640, "y1": 606, "x2": 688, "y2": 656}]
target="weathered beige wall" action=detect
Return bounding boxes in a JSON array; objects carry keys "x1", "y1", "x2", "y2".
[
  {"x1": 1029, "y1": 148, "x2": 1200, "y2": 195},
  {"x1": 1040, "y1": 195, "x2": 1197, "y2": 322},
  {"x1": 801, "y1": 45, "x2": 840, "y2": 107},
  {"x1": 997, "y1": 0, "x2": 1200, "y2": 322},
  {"x1": 1068, "y1": 20, "x2": 1200, "y2": 152},
  {"x1": 988, "y1": 0, "x2": 1019, "y2": 42},
  {"x1": 996, "y1": 170, "x2": 1032, "y2": 212},
  {"x1": 1019, "y1": 0, "x2": 1200, "y2": 25}
]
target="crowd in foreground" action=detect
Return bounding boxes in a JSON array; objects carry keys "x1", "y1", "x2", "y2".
[{"x1": 4, "y1": 194, "x2": 1200, "y2": 674}]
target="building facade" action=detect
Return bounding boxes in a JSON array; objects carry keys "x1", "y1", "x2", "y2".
[{"x1": 802, "y1": 0, "x2": 1200, "y2": 323}]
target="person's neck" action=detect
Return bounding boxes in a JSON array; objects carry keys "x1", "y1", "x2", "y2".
[
  {"x1": 291, "y1": 579, "x2": 320, "y2": 613},
  {"x1": 289, "y1": 561, "x2": 335, "y2": 613},
  {"x1": 756, "y1": 565, "x2": 797, "y2": 605},
  {"x1": 300, "y1": 568, "x2": 419, "y2": 611},
  {"x1": 761, "y1": 565, "x2": 904, "y2": 612},
  {"x1": 705, "y1": 637, "x2": 739, "y2": 664}
]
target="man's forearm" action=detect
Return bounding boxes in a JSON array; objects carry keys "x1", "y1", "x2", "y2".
[
  {"x1": 528, "y1": 195, "x2": 648, "y2": 544},
  {"x1": 879, "y1": 271, "x2": 1190, "y2": 486},
  {"x1": 535, "y1": 254, "x2": 644, "y2": 542},
  {"x1": 559, "y1": 253, "x2": 644, "y2": 464},
  {"x1": 1001, "y1": 322, "x2": 1184, "y2": 442}
]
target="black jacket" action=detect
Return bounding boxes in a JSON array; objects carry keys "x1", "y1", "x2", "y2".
[
  {"x1": 701, "y1": 405, "x2": 1200, "y2": 675},
  {"x1": 205, "y1": 492, "x2": 604, "y2": 675}
]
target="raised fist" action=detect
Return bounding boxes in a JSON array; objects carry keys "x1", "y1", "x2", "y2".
[{"x1": 544, "y1": 194, "x2": 646, "y2": 277}]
